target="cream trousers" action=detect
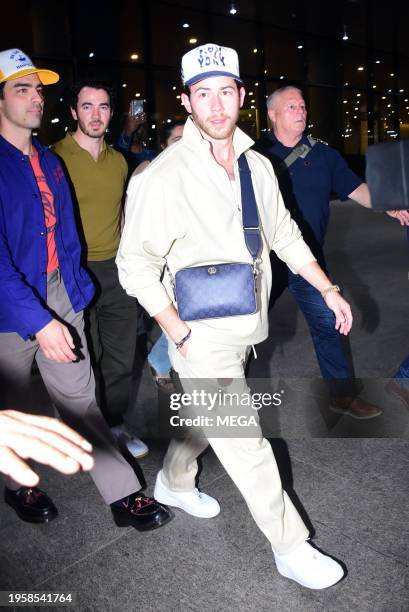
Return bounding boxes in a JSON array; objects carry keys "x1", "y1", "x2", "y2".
[{"x1": 163, "y1": 334, "x2": 309, "y2": 555}]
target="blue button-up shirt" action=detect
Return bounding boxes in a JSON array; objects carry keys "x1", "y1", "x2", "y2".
[
  {"x1": 0, "y1": 135, "x2": 94, "y2": 339},
  {"x1": 254, "y1": 132, "x2": 362, "y2": 262}
]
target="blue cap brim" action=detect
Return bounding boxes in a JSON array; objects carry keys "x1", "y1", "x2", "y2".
[{"x1": 184, "y1": 70, "x2": 243, "y2": 87}]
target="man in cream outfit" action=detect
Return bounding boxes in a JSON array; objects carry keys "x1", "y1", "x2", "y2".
[{"x1": 117, "y1": 43, "x2": 351, "y2": 589}]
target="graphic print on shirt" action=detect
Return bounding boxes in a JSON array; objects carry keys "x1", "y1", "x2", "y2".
[
  {"x1": 37, "y1": 176, "x2": 57, "y2": 234},
  {"x1": 29, "y1": 152, "x2": 59, "y2": 272}
]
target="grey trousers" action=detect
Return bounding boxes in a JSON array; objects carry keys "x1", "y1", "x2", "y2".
[{"x1": 0, "y1": 270, "x2": 140, "y2": 504}]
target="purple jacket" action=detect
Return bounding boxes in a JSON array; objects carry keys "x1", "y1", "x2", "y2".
[{"x1": 0, "y1": 135, "x2": 94, "y2": 339}]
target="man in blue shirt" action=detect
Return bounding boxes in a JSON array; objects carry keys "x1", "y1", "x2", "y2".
[
  {"x1": 0, "y1": 48, "x2": 171, "y2": 530},
  {"x1": 255, "y1": 86, "x2": 404, "y2": 419}
]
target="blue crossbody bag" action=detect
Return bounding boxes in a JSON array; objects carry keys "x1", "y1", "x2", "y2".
[{"x1": 167, "y1": 154, "x2": 262, "y2": 322}]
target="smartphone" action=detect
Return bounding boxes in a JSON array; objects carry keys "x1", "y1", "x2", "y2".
[{"x1": 130, "y1": 99, "x2": 144, "y2": 116}]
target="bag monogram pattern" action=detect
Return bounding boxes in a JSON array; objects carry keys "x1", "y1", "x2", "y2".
[{"x1": 175, "y1": 263, "x2": 257, "y2": 321}]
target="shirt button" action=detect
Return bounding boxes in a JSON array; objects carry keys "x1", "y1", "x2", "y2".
[{"x1": 40, "y1": 231, "x2": 45, "y2": 236}]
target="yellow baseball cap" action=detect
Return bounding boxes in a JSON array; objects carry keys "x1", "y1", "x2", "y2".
[{"x1": 0, "y1": 48, "x2": 59, "y2": 85}]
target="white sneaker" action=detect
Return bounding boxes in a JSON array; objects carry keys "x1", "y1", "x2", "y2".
[
  {"x1": 274, "y1": 541, "x2": 344, "y2": 589},
  {"x1": 110, "y1": 425, "x2": 149, "y2": 459},
  {"x1": 153, "y1": 470, "x2": 220, "y2": 518}
]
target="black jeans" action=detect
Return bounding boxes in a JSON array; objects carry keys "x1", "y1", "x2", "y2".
[{"x1": 86, "y1": 258, "x2": 139, "y2": 427}]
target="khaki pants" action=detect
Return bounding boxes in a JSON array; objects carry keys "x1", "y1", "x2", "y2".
[
  {"x1": 163, "y1": 334, "x2": 309, "y2": 555},
  {"x1": 0, "y1": 270, "x2": 140, "y2": 504}
]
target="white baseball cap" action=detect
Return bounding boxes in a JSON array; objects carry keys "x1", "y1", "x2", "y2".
[
  {"x1": 0, "y1": 48, "x2": 59, "y2": 85},
  {"x1": 181, "y1": 43, "x2": 242, "y2": 87}
]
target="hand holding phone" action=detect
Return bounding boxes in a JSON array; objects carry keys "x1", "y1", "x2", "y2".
[{"x1": 130, "y1": 99, "x2": 144, "y2": 117}]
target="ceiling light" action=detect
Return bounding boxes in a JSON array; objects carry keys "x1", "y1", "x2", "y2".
[
  {"x1": 229, "y1": 2, "x2": 237, "y2": 15},
  {"x1": 357, "y1": 66, "x2": 364, "y2": 71},
  {"x1": 182, "y1": 23, "x2": 189, "y2": 28},
  {"x1": 189, "y1": 38, "x2": 197, "y2": 44},
  {"x1": 130, "y1": 53, "x2": 139, "y2": 60},
  {"x1": 342, "y1": 25, "x2": 349, "y2": 41}
]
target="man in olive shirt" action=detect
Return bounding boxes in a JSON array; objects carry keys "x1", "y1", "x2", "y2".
[{"x1": 54, "y1": 79, "x2": 147, "y2": 458}]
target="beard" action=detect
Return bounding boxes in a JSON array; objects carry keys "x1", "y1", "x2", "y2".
[
  {"x1": 192, "y1": 111, "x2": 238, "y2": 141},
  {"x1": 77, "y1": 118, "x2": 107, "y2": 138}
]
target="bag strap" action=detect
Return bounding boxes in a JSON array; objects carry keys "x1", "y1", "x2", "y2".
[
  {"x1": 276, "y1": 134, "x2": 317, "y2": 176},
  {"x1": 238, "y1": 153, "x2": 261, "y2": 261},
  {"x1": 166, "y1": 153, "x2": 261, "y2": 291}
]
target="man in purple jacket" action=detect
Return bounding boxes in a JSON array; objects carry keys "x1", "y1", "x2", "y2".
[{"x1": 0, "y1": 48, "x2": 171, "y2": 531}]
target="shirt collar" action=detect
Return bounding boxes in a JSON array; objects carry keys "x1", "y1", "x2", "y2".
[
  {"x1": 64, "y1": 132, "x2": 109, "y2": 159},
  {"x1": 268, "y1": 129, "x2": 307, "y2": 149},
  {"x1": 0, "y1": 134, "x2": 47, "y2": 158}
]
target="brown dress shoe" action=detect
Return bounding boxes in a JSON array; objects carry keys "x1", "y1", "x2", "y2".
[
  {"x1": 385, "y1": 380, "x2": 409, "y2": 409},
  {"x1": 330, "y1": 396, "x2": 383, "y2": 419}
]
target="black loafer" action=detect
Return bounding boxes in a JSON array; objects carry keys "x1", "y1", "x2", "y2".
[
  {"x1": 111, "y1": 495, "x2": 173, "y2": 531},
  {"x1": 4, "y1": 487, "x2": 58, "y2": 524}
]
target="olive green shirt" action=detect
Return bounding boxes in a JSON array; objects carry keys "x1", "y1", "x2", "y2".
[{"x1": 53, "y1": 133, "x2": 127, "y2": 261}]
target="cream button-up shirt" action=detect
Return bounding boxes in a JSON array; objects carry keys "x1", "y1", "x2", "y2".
[{"x1": 117, "y1": 117, "x2": 315, "y2": 347}]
